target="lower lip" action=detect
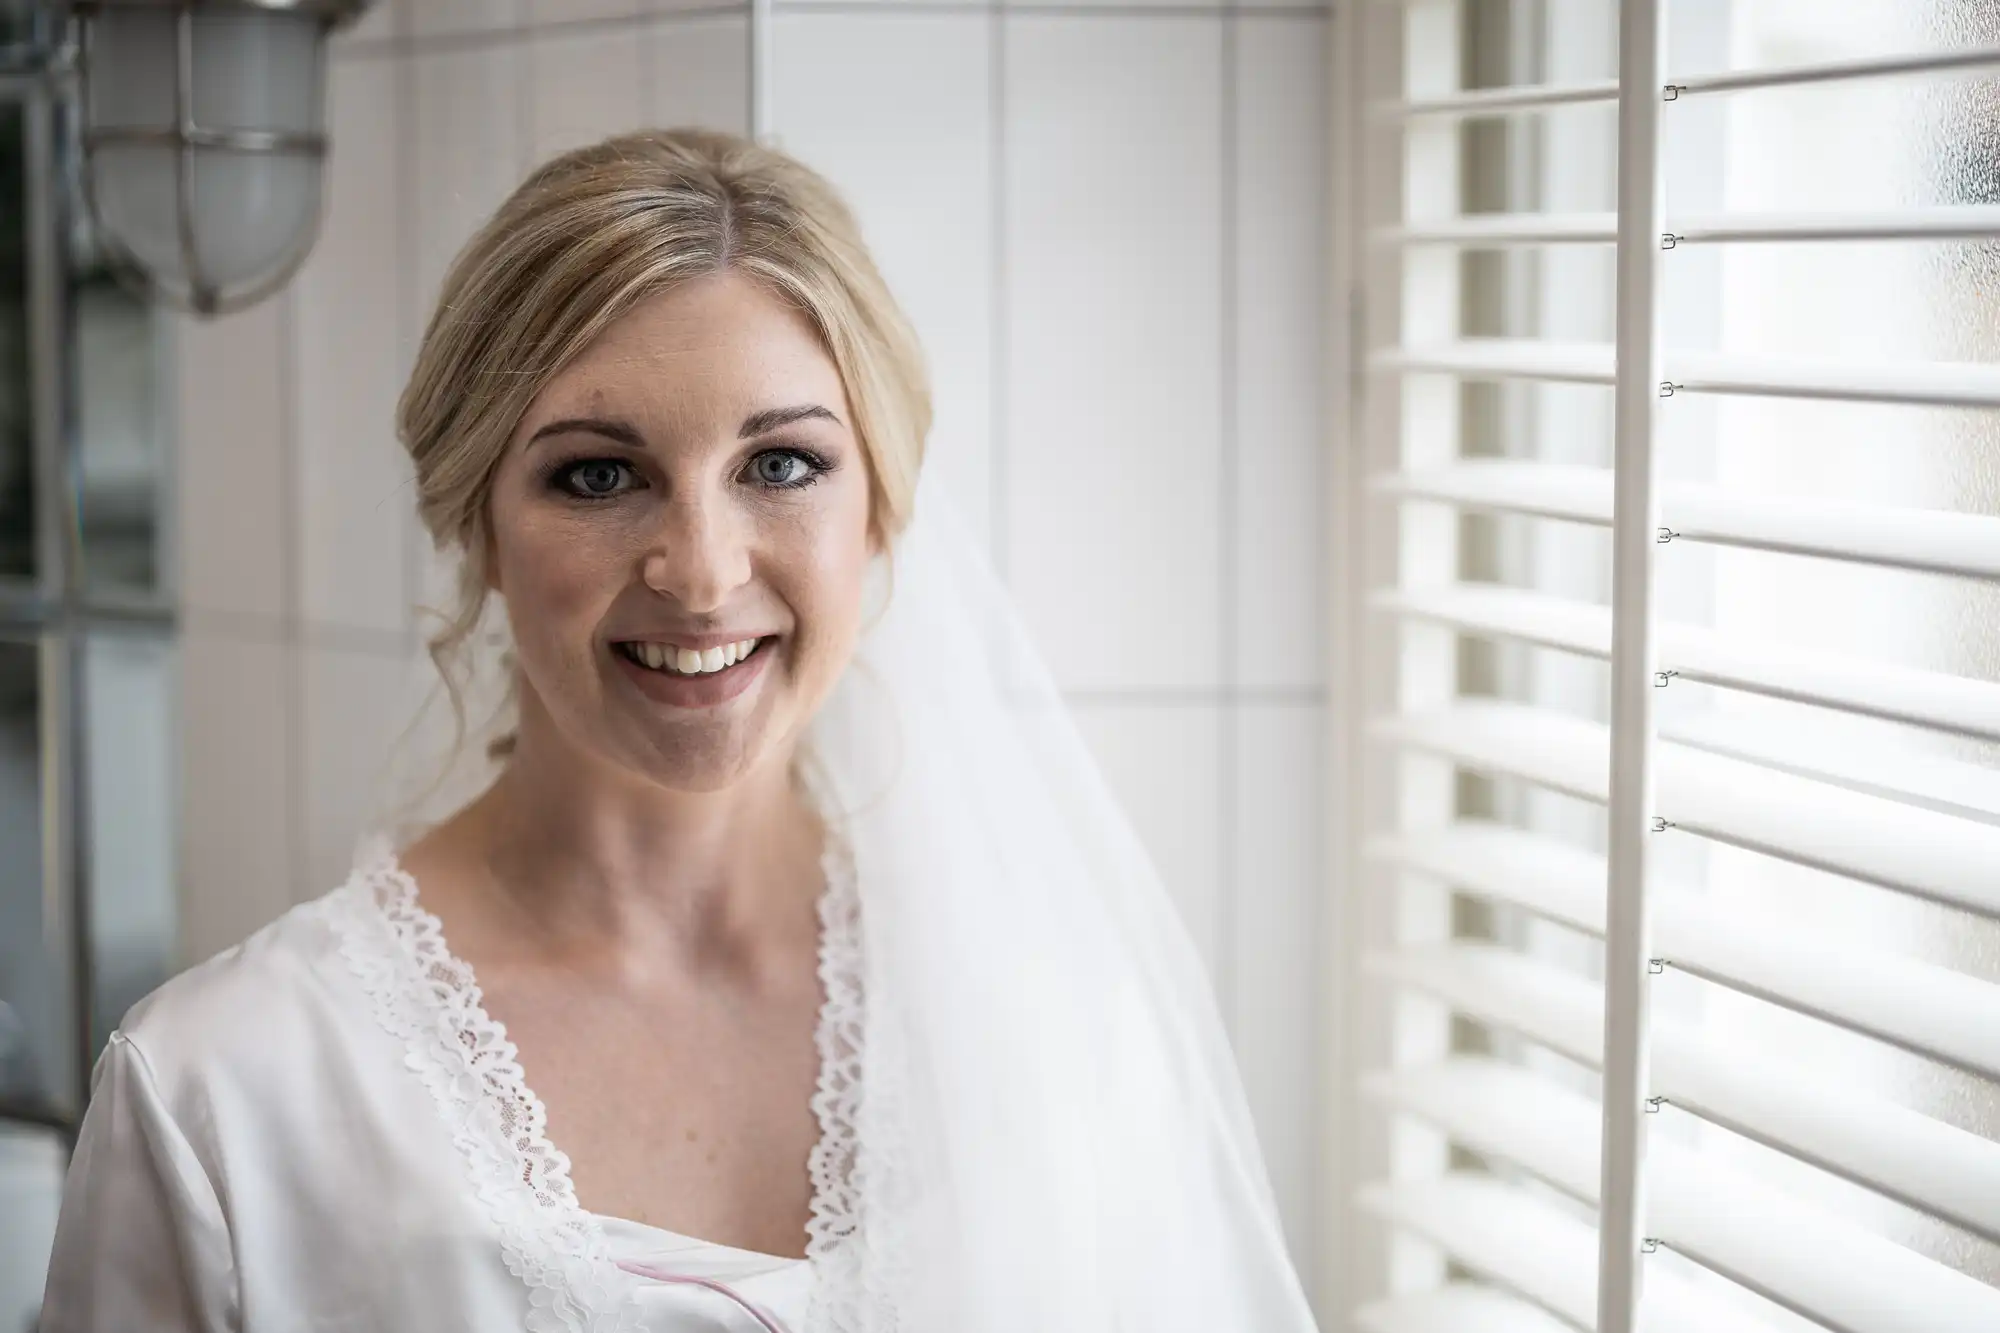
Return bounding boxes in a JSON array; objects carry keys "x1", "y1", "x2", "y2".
[{"x1": 613, "y1": 641, "x2": 775, "y2": 709}]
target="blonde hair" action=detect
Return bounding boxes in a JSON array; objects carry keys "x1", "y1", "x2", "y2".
[{"x1": 396, "y1": 128, "x2": 932, "y2": 764}]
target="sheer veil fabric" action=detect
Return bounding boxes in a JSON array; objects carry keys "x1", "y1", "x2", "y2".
[{"x1": 798, "y1": 472, "x2": 1318, "y2": 1332}]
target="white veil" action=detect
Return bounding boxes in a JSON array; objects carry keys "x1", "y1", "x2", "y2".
[{"x1": 799, "y1": 470, "x2": 1319, "y2": 1332}]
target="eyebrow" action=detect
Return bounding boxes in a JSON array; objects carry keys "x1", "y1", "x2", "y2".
[
  {"x1": 739, "y1": 404, "x2": 843, "y2": 437},
  {"x1": 526, "y1": 417, "x2": 647, "y2": 449},
  {"x1": 525, "y1": 404, "x2": 843, "y2": 450}
]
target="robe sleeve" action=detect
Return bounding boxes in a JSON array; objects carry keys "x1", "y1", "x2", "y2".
[{"x1": 39, "y1": 1032, "x2": 239, "y2": 1333}]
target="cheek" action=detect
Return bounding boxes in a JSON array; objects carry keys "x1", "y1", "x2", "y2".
[
  {"x1": 783, "y1": 497, "x2": 875, "y2": 679},
  {"x1": 491, "y1": 496, "x2": 627, "y2": 658}
]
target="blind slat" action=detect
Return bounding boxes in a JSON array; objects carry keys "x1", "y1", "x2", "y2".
[
  {"x1": 1356, "y1": 1177, "x2": 1773, "y2": 1333},
  {"x1": 1370, "y1": 821, "x2": 2000, "y2": 1079},
  {"x1": 1375, "y1": 583, "x2": 2000, "y2": 742},
  {"x1": 1667, "y1": 710, "x2": 2000, "y2": 828},
  {"x1": 1375, "y1": 45, "x2": 2000, "y2": 120},
  {"x1": 1366, "y1": 942, "x2": 2000, "y2": 1244},
  {"x1": 1380, "y1": 459, "x2": 2000, "y2": 579},
  {"x1": 1381, "y1": 204, "x2": 2000, "y2": 247},
  {"x1": 1374, "y1": 339, "x2": 1612, "y2": 385},
  {"x1": 1372, "y1": 701, "x2": 2000, "y2": 918},
  {"x1": 1674, "y1": 45, "x2": 2000, "y2": 97},
  {"x1": 1356, "y1": 1286, "x2": 1575, "y2": 1333},
  {"x1": 1377, "y1": 79, "x2": 1620, "y2": 120},
  {"x1": 1366, "y1": 1059, "x2": 2000, "y2": 1333},
  {"x1": 1373, "y1": 339, "x2": 2000, "y2": 409}
]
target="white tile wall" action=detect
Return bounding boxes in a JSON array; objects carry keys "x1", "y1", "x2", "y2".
[
  {"x1": 300, "y1": 644, "x2": 424, "y2": 895},
  {"x1": 648, "y1": 15, "x2": 751, "y2": 133},
  {"x1": 769, "y1": 12, "x2": 996, "y2": 549},
  {"x1": 1234, "y1": 16, "x2": 1328, "y2": 692},
  {"x1": 176, "y1": 303, "x2": 290, "y2": 625},
  {"x1": 1231, "y1": 701, "x2": 1324, "y2": 1271},
  {"x1": 526, "y1": 23, "x2": 648, "y2": 164},
  {"x1": 406, "y1": 0, "x2": 523, "y2": 39},
  {"x1": 1003, "y1": 16, "x2": 1226, "y2": 694},
  {"x1": 410, "y1": 42, "x2": 527, "y2": 316},
  {"x1": 405, "y1": 40, "x2": 529, "y2": 626},
  {"x1": 295, "y1": 57, "x2": 410, "y2": 638},
  {"x1": 525, "y1": 0, "x2": 646, "y2": 25},
  {"x1": 1070, "y1": 702, "x2": 1226, "y2": 976},
  {"x1": 172, "y1": 0, "x2": 1332, "y2": 1288},
  {"x1": 178, "y1": 633, "x2": 294, "y2": 961}
]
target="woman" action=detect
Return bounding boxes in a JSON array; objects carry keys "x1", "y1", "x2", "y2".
[{"x1": 41, "y1": 129, "x2": 1318, "y2": 1333}]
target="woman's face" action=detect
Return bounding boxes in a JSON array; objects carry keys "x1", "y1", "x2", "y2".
[{"x1": 487, "y1": 270, "x2": 875, "y2": 791}]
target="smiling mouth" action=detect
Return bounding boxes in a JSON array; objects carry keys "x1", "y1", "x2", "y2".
[{"x1": 614, "y1": 637, "x2": 768, "y2": 676}]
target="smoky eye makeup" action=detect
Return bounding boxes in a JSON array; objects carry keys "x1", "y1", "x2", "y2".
[
  {"x1": 742, "y1": 444, "x2": 837, "y2": 491},
  {"x1": 537, "y1": 453, "x2": 648, "y2": 501}
]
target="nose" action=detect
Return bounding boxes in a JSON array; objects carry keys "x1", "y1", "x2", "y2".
[{"x1": 640, "y1": 490, "x2": 753, "y2": 615}]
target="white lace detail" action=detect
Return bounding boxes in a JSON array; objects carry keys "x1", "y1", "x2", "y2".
[
  {"x1": 802, "y1": 817, "x2": 870, "y2": 1333},
  {"x1": 325, "y1": 827, "x2": 869, "y2": 1333},
  {"x1": 326, "y1": 837, "x2": 638, "y2": 1333}
]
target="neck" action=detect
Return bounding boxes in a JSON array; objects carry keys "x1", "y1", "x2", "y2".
[{"x1": 454, "y1": 695, "x2": 822, "y2": 965}]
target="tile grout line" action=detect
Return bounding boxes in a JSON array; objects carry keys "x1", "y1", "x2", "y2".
[
  {"x1": 278, "y1": 287, "x2": 307, "y2": 905},
  {"x1": 640, "y1": 0, "x2": 660, "y2": 125},
  {"x1": 988, "y1": 0, "x2": 1009, "y2": 581},
  {"x1": 1216, "y1": 3, "x2": 1241, "y2": 1036},
  {"x1": 332, "y1": 0, "x2": 1326, "y2": 59},
  {"x1": 516, "y1": 3, "x2": 538, "y2": 176},
  {"x1": 394, "y1": 40, "x2": 422, "y2": 662},
  {"x1": 334, "y1": 1, "x2": 750, "y2": 59},
  {"x1": 774, "y1": 1, "x2": 1326, "y2": 14},
  {"x1": 183, "y1": 608, "x2": 412, "y2": 657}
]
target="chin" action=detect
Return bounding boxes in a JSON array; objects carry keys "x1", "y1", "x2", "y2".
[{"x1": 609, "y1": 713, "x2": 784, "y2": 794}]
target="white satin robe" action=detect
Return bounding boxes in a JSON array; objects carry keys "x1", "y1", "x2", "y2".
[{"x1": 38, "y1": 843, "x2": 817, "y2": 1333}]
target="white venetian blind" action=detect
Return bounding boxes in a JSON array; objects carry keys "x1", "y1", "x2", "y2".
[{"x1": 1335, "y1": 2, "x2": 2000, "y2": 1332}]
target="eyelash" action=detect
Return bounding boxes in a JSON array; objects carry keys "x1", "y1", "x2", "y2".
[
  {"x1": 759, "y1": 446, "x2": 837, "y2": 491},
  {"x1": 541, "y1": 446, "x2": 835, "y2": 500}
]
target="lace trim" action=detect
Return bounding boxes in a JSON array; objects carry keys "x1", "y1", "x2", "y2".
[
  {"x1": 326, "y1": 800, "x2": 870, "y2": 1333},
  {"x1": 326, "y1": 838, "x2": 637, "y2": 1333},
  {"x1": 802, "y1": 814, "x2": 869, "y2": 1333}
]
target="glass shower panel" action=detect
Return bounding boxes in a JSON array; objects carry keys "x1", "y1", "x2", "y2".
[
  {"x1": 0, "y1": 101, "x2": 32, "y2": 586},
  {"x1": 83, "y1": 630, "x2": 176, "y2": 1052},
  {"x1": 74, "y1": 270, "x2": 171, "y2": 598},
  {"x1": 0, "y1": 0, "x2": 35, "y2": 52},
  {"x1": 0, "y1": 637, "x2": 74, "y2": 1118},
  {"x1": 0, "y1": 1120, "x2": 63, "y2": 1333}
]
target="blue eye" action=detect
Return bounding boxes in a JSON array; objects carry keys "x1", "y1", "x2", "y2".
[
  {"x1": 748, "y1": 449, "x2": 825, "y2": 490},
  {"x1": 555, "y1": 458, "x2": 638, "y2": 498}
]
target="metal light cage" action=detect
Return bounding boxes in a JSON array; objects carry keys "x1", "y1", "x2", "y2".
[{"x1": 71, "y1": 0, "x2": 370, "y2": 315}]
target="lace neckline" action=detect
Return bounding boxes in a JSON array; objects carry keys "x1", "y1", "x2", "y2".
[{"x1": 323, "y1": 820, "x2": 865, "y2": 1333}]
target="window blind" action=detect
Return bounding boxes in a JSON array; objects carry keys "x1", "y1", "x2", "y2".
[{"x1": 1335, "y1": 3, "x2": 2000, "y2": 1333}]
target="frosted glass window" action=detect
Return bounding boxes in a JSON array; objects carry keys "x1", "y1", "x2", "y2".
[
  {"x1": 83, "y1": 631, "x2": 178, "y2": 1053},
  {"x1": 0, "y1": 638, "x2": 73, "y2": 1117},
  {"x1": 0, "y1": 1121, "x2": 63, "y2": 1333},
  {"x1": 0, "y1": 102, "x2": 30, "y2": 586}
]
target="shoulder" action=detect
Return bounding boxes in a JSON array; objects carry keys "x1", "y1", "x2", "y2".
[{"x1": 114, "y1": 861, "x2": 384, "y2": 1106}]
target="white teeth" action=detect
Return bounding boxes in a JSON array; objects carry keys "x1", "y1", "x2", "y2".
[{"x1": 625, "y1": 638, "x2": 765, "y2": 675}]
